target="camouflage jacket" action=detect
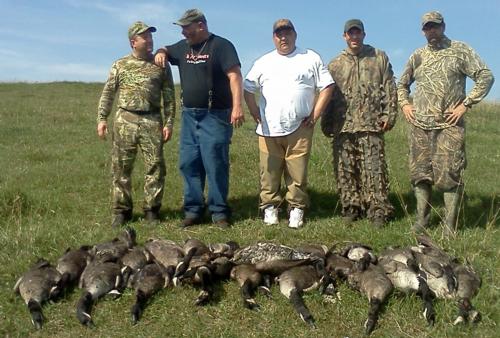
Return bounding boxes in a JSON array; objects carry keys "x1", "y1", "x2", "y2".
[
  {"x1": 397, "y1": 36, "x2": 494, "y2": 130},
  {"x1": 322, "y1": 44, "x2": 397, "y2": 137},
  {"x1": 97, "y1": 53, "x2": 176, "y2": 127}
]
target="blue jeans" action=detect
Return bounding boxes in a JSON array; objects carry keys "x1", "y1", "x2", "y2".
[{"x1": 179, "y1": 107, "x2": 233, "y2": 222}]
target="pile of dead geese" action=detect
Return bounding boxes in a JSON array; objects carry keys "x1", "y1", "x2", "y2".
[{"x1": 14, "y1": 227, "x2": 481, "y2": 334}]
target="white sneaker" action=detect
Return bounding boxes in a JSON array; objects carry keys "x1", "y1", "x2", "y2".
[
  {"x1": 263, "y1": 206, "x2": 279, "y2": 225},
  {"x1": 288, "y1": 208, "x2": 304, "y2": 228}
]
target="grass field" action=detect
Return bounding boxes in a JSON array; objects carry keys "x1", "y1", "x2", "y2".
[{"x1": 0, "y1": 82, "x2": 498, "y2": 337}]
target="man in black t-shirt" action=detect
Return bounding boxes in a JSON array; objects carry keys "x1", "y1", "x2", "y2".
[{"x1": 155, "y1": 9, "x2": 244, "y2": 228}]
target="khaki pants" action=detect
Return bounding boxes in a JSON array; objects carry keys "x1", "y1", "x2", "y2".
[{"x1": 258, "y1": 125, "x2": 313, "y2": 210}]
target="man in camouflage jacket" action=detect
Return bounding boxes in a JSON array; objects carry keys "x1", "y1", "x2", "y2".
[
  {"x1": 97, "y1": 21, "x2": 176, "y2": 227},
  {"x1": 323, "y1": 19, "x2": 397, "y2": 227},
  {"x1": 397, "y1": 11, "x2": 494, "y2": 234}
]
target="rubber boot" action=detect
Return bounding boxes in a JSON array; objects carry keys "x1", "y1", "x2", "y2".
[
  {"x1": 443, "y1": 186, "x2": 462, "y2": 236},
  {"x1": 413, "y1": 182, "x2": 432, "y2": 233}
]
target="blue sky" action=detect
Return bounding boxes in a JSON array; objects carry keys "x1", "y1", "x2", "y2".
[{"x1": 1, "y1": 0, "x2": 498, "y2": 100}]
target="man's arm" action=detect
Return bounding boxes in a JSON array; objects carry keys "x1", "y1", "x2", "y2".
[
  {"x1": 226, "y1": 65, "x2": 245, "y2": 128},
  {"x1": 304, "y1": 84, "x2": 334, "y2": 127},
  {"x1": 154, "y1": 47, "x2": 168, "y2": 68},
  {"x1": 243, "y1": 90, "x2": 261, "y2": 123},
  {"x1": 397, "y1": 55, "x2": 416, "y2": 123},
  {"x1": 162, "y1": 64, "x2": 176, "y2": 142},
  {"x1": 96, "y1": 63, "x2": 119, "y2": 140},
  {"x1": 380, "y1": 51, "x2": 398, "y2": 131}
]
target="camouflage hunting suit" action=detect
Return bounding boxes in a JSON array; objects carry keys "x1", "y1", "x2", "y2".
[
  {"x1": 397, "y1": 36, "x2": 494, "y2": 190},
  {"x1": 323, "y1": 45, "x2": 397, "y2": 220},
  {"x1": 97, "y1": 54, "x2": 175, "y2": 214}
]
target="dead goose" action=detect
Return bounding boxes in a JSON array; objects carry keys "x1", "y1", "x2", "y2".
[
  {"x1": 144, "y1": 238, "x2": 184, "y2": 287},
  {"x1": 174, "y1": 238, "x2": 212, "y2": 279},
  {"x1": 277, "y1": 261, "x2": 335, "y2": 329},
  {"x1": 345, "y1": 251, "x2": 393, "y2": 335},
  {"x1": 232, "y1": 242, "x2": 316, "y2": 265},
  {"x1": 121, "y1": 246, "x2": 151, "y2": 287},
  {"x1": 451, "y1": 261, "x2": 482, "y2": 324},
  {"x1": 56, "y1": 245, "x2": 92, "y2": 288},
  {"x1": 177, "y1": 253, "x2": 218, "y2": 306},
  {"x1": 415, "y1": 235, "x2": 480, "y2": 324},
  {"x1": 378, "y1": 247, "x2": 435, "y2": 326},
  {"x1": 230, "y1": 263, "x2": 268, "y2": 310},
  {"x1": 14, "y1": 259, "x2": 63, "y2": 329},
  {"x1": 208, "y1": 241, "x2": 240, "y2": 258},
  {"x1": 92, "y1": 227, "x2": 137, "y2": 260},
  {"x1": 410, "y1": 236, "x2": 458, "y2": 300},
  {"x1": 76, "y1": 253, "x2": 130, "y2": 327},
  {"x1": 130, "y1": 262, "x2": 169, "y2": 324}
]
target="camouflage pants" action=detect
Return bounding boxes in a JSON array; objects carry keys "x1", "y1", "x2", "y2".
[
  {"x1": 409, "y1": 124, "x2": 466, "y2": 191},
  {"x1": 333, "y1": 132, "x2": 394, "y2": 220},
  {"x1": 111, "y1": 109, "x2": 166, "y2": 214}
]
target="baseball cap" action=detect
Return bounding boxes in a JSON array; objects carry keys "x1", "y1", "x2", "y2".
[
  {"x1": 421, "y1": 11, "x2": 444, "y2": 28},
  {"x1": 128, "y1": 21, "x2": 156, "y2": 39},
  {"x1": 174, "y1": 9, "x2": 206, "y2": 26},
  {"x1": 344, "y1": 19, "x2": 364, "y2": 32},
  {"x1": 273, "y1": 19, "x2": 295, "y2": 33}
]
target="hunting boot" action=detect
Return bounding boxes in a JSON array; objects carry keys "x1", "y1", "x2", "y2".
[
  {"x1": 412, "y1": 182, "x2": 432, "y2": 233},
  {"x1": 443, "y1": 186, "x2": 463, "y2": 237}
]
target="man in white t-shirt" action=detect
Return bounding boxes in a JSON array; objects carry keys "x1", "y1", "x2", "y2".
[{"x1": 244, "y1": 19, "x2": 334, "y2": 228}]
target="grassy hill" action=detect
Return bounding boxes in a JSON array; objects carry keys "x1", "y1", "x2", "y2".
[{"x1": 0, "y1": 82, "x2": 498, "y2": 337}]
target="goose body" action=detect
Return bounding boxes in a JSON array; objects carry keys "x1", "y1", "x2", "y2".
[
  {"x1": 92, "y1": 227, "x2": 136, "y2": 260},
  {"x1": 14, "y1": 259, "x2": 62, "y2": 329},
  {"x1": 379, "y1": 247, "x2": 435, "y2": 325},
  {"x1": 230, "y1": 263, "x2": 266, "y2": 310},
  {"x1": 56, "y1": 245, "x2": 92, "y2": 287},
  {"x1": 346, "y1": 255, "x2": 393, "y2": 335},
  {"x1": 130, "y1": 262, "x2": 168, "y2": 324},
  {"x1": 232, "y1": 242, "x2": 315, "y2": 264},
  {"x1": 76, "y1": 254, "x2": 129, "y2": 327}
]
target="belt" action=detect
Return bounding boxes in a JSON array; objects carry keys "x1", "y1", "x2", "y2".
[{"x1": 122, "y1": 108, "x2": 160, "y2": 115}]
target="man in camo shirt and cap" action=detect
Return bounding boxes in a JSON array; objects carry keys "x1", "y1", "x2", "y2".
[
  {"x1": 97, "y1": 21, "x2": 176, "y2": 227},
  {"x1": 397, "y1": 11, "x2": 494, "y2": 234},
  {"x1": 323, "y1": 19, "x2": 397, "y2": 228}
]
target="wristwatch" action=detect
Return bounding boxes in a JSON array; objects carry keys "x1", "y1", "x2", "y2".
[{"x1": 463, "y1": 97, "x2": 473, "y2": 108}]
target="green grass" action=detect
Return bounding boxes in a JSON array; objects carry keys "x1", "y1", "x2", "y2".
[{"x1": 0, "y1": 82, "x2": 498, "y2": 337}]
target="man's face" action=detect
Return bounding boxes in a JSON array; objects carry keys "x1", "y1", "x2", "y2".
[
  {"x1": 131, "y1": 30, "x2": 153, "y2": 53},
  {"x1": 422, "y1": 22, "x2": 445, "y2": 44},
  {"x1": 343, "y1": 27, "x2": 365, "y2": 53},
  {"x1": 273, "y1": 28, "x2": 297, "y2": 55},
  {"x1": 181, "y1": 22, "x2": 204, "y2": 45}
]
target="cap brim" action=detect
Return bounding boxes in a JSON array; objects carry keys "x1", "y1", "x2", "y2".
[
  {"x1": 422, "y1": 20, "x2": 442, "y2": 27},
  {"x1": 273, "y1": 25, "x2": 294, "y2": 33},
  {"x1": 345, "y1": 24, "x2": 363, "y2": 32}
]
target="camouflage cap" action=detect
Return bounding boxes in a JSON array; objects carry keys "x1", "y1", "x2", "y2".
[
  {"x1": 128, "y1": 21, "x2": 156, "y2": 39},
  {"x1": 174, "y1": 8, "x2": 206, "y2": 26},
  {"x1": 421, "y1": 11, "x2": 444, "y2": 28},
  {"x1": 273, "y1": 19, "x2": 295, "y2": 33},
  {"x1": 344, "y1": 19, "x2": 364, "y2": 33}
]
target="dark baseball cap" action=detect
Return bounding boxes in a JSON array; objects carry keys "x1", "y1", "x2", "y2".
[
  {"x1": 344, "y1": 19, "x2": 364, "y2": 32},
  {"x1": 273, "y1": 18, "x2": 295, "y2": 33},
  {"x1": 174, "y1": 8, "x2": 206, "y2": 26},
  {"x1": 128, "y1": 21, "x2": 156, "y2": 39}
]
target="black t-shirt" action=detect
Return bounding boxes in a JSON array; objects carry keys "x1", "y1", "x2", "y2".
[{"x1": 167, "y1": 34, "x2": 240, "y2": 109}]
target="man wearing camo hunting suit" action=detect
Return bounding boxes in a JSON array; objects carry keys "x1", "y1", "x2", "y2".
[
  {"x1": 397, "y1": 11, "x2": 494, "y2": 235},
  {"x1": 322, "y1": 19, "x2": 397, "y2": 228},
  {"x1": 97, "y1": 21, "x2": 176, "y2": 228}
]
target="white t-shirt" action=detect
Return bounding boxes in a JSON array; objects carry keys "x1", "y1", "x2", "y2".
[{"x1": 244, "y1": 47, "x2": 334, "y2": 137}]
